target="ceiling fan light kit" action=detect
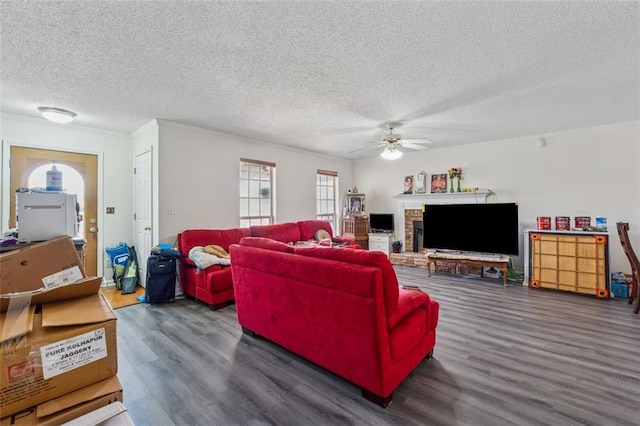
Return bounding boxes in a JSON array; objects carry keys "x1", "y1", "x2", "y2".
[
  {"x1": 381, "y1": 146, "x2": 403, "y2": 160},
  {"x1": 37, "y1": 106, "x2": 77, "y2": 124}
]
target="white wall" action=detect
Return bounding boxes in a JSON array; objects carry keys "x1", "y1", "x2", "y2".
[
  {"x1": 1, "y1": 114, "x2": 134, "y2": 277},
  {"x1": 155, "y1": 120, "x2": 354, "y2": 244},
  {"x1": 353, "y1": 122, "x2": 640, "y2": 274}
]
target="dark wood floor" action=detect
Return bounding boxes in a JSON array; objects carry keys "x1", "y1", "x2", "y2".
[{"x1": 116, "y1": 267, "x2": 640, "y2": 426}]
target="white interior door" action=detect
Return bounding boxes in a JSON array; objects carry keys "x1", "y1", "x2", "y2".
[{"x1": 135, "y1": 150, "x2": 152, "y2": 287}]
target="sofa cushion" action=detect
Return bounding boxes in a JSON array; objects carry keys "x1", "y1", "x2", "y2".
[
  {"x1": 197, "y1": 266, "x2": 233, "y2": 292},
  {"x1": 238, "y1": 237, "x2": 294, "y2": 253},
  {"x1": 179, "y1": 228, "x2": 250, "y2": 258},
  {"x1": 297, "y1": 220, "x2": 334, "y2": 240},
  {"x1": 250, "y1": 223, "x2": 301, "y2": 243},
  {"x1": 293, "y1": 247, "x2": 399, "y2": 314}
]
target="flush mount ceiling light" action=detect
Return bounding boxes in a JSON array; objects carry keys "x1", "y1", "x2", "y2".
[
  {"x1": 380, "y1": 145, "x2": 403, "y2": 160},
  {"x1": 37, "y1": 106, "x2": 77, "y2": 124}
]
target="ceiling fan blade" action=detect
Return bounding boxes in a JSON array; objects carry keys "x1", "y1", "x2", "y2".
[
  {"x1": 401, "y1": 138, "x2": 433, "y2": 144},
  {"x1": 402, "y1": 142, "x2": 431, "y2": 151},
  {"x1": 349, "y1": 144, "x2": 384, "y2": 154},
  {"x1": 327, "y1": 126, "x2": 376, "y2": 135}
]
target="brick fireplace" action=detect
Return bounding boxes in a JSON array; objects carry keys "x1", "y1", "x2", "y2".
[{"x1": 404, "y1": 209, "x2": 425, "y2": 253}]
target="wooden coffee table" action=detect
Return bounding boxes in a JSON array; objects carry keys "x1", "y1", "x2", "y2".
[{"x1": 426, "y1": 251, "x2": 510, "y2": 286}]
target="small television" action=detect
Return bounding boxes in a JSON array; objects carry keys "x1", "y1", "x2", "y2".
[
  {"x1": 369, "y1": 213, "x2": 394, "y2": 233},
  {"x1": 423, "y1": 203, "x2": 519, "y2": 255}
]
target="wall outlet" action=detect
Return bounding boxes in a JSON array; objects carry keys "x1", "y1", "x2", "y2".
[{"x1": 168, "y1": 206, "x2": 177, "y2": 215}]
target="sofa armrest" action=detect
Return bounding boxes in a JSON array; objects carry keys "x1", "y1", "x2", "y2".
[
  {"x1": 181, "y1": 257, "x2": 197, "y2": 267},
  {"x1": 181, "y1": 258, "x2": 222, "y2": 273},
  {"x1": 387, "y1": 287, "x2": 431, "y2": 330}
]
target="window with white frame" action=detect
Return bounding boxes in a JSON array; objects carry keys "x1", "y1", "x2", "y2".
[
  {"x1": 316, "y1": 169, "x2": 338, "y2": 232},
  {"x1": 240, "y1": 159, "x2": 275, "y2": 227}
]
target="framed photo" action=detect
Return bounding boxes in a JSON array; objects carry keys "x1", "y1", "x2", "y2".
[
  {"x1": 431, "y1": 173, "x2": 447, "y2": 193},
  {"x1": 345, "y1": 194, "x2": 365, "y2": 216},
  {"x1": 403, "y1": 175, "x2": 414, "y2": 194},
  {"x1": 415, "y1": 171, "x2": 427, "y2": 194}
]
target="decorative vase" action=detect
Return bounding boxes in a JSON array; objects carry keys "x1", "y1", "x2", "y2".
[
  {"x1": 449, "y1": 179, "x2": 454, "y2": 193},
  {"x1": 456, "y1": 177, "x2": 461, "y2": 192}
]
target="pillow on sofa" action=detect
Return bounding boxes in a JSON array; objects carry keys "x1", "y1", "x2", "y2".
[
  {"x1": 314, "y1": 229, "x2": 331, "y2": 242},
  {"x1": 294, "y1": 247, "x2": 399, "y2": 314},
  {"x1": 239, "y1": 237, "x2": 295, "y2": 253},
  {"x1": 204, "y1": 244, "x2": 230, "y2": 259}
]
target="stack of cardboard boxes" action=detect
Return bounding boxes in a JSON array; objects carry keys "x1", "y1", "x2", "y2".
[{"x1": 0, "y1": 237, "x2": 129, "y2": 425}]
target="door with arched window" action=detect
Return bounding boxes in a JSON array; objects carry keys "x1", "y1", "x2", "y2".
[{"x1": 10, "y1": 146, "x2": 99, "y2": 276}]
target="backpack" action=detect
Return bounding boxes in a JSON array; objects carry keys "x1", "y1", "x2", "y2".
[
  {"x1": 105, "y1": 242, "x2": 130, "y2": 290},
  {"x1": 121, "y1": 245, "x2": 140, "y2": 294}
]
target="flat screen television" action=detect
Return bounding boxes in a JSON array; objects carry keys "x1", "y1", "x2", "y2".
[
  {"x1": 369, "y1": 213, "x2": 394, "y2": 233},
  {"x1": 422, "y1": 203, "x2": 519, "y2": 255}
]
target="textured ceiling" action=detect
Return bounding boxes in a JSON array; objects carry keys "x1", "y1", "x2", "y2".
[{"x1": 2, "y1": 1, "x2": 639, "y2": 159}]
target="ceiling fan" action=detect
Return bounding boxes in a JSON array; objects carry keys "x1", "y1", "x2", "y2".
[{"x1": 350, "y1": 121, "x2": 433, "y2": 160}]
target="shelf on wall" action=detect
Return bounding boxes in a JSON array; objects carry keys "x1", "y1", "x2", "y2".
[{"x1": 392, "y1": 190, "x2": 491, "y2": 198}]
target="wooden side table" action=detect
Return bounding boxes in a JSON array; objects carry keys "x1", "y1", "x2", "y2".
[{"x1": 342, "y1": 216, "x2": 369, "y2": 250}]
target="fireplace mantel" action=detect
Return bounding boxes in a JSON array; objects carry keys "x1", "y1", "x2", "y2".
[
  {"x1": 393, "y1": 190, "x2": 492, "y2": 252},
  {"x1": 392, "y1": 190, "x2": 492, "y2": 208}
]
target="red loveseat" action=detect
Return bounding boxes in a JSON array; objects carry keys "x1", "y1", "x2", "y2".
[
  {"x1": 178, "y1": 220, "x2": 354, "y2": 309},
  {"x1": 177, "y1": 228, "x2": 250, "y2": 309},
  {"x1": 229, "y1": 237, "x2": 439, "y2": 406}
]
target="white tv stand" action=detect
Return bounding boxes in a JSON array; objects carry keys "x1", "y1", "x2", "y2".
[{"x1": 368, "y1": 233, "x2": 394, "y2": 257}]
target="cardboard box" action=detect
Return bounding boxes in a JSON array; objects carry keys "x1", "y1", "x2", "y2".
[
  {"x1": 0, "y1": 236, "x2": 86, "y2": 296},
  {"x1": 611, "y1": 282, "x2": 630, "y2": 299},
  {"x1": 64, "y1": 401, "x2": 134, "y2": 426},
  {"x1": 0, "y1": 277, "x2": 118, "y2": 417},
  {"x1": 483, "y1": 266, "x2": 503, "y2": 279},
  {"x1": 0, "y1": 375, "x2": 122, "y2": 425}
]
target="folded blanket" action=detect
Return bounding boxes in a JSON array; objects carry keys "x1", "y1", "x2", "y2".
[
  {"x1": 189, "y1": 246, "x2": 231, "y2": 271},
  {"x1": 203, "y1": 244, "x2": 230, "y2": 259}
]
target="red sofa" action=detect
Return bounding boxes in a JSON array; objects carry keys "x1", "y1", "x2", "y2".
[
  {"x1": 229, "y1": 237, "x2": 439, "y2": 407},
  {"x1": 250, "y1": 220, "x2": 353, "y2": 245},
  {"x1": 177, "y1": 220, "x2": 353, "y2": 309}
]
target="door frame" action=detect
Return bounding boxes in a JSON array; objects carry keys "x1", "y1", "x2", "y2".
[
  {"x1": 134, "y1": 148, "x2": 153, "y2": 287},
  {"x1": 1, "y1": 139, "x2": 105, "y2": 277}
]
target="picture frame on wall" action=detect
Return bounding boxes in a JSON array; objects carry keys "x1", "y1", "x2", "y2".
[
  {"x1": 431, "y1": 173, "x2": 447, "y2": 193},
  {"x1": 345, "y1": 194, "x2": 366, "y2": 216},
  {"x1": 403, "y1": 175, "x2": 414, "y2": 194},
  {"x1": 415, "y1": 171, "x2": 427, "y2": 193}
]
